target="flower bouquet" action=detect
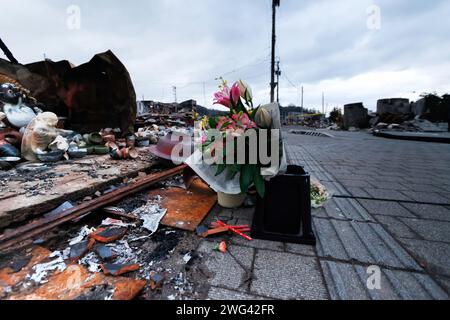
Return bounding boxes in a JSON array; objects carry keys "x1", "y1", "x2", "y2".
[{"x1": 194, "y1": 79, "x2": 284, "y2": 203}]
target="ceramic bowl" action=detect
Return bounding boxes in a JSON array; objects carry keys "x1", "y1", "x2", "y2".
[
  {"x1": 0, "y1": 143, "x2": 20, "y2": 158},
  {"x1": 37, "y1": 150, "x2": 64, "y2": 163},
  {"x1": 94, "y1": 146, "x2": 110, "y2": 155},
  {"x1": 89, "y1": 133, "x2": 104, "y2": 145},
  {"x1": 68, "y1": 149, "x2": 88, "y2": 159}
]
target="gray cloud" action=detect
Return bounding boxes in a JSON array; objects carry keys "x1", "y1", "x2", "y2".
[{"x1": 0, "y1": 0, "x2": 449, "y2": 112}]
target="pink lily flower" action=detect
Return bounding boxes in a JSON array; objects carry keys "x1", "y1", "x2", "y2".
[
  {"x1": 216, "y1": 116, "x2": 235, "y2": 131},
  {"x1": 213, "y1": 85, "x2": 231, "y2": 108},
  {"x1": 231, "y1": 83, "x2": 241, "y2": 105},
  {"x1": 200, "y1": 133, "x2": 208, "y2": 145},
  {"x1": 231, "y1": 113, "x2": 257, "y2": 130},
  {"x1": 240, "y1": 113, "x2": 257, "y2": 129}
]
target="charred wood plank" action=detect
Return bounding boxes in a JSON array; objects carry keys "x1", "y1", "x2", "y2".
[{"x1": 0, "y1": 164, "x2": 187, "y2": 252}]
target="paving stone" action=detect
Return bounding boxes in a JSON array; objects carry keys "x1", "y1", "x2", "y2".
[
  {"x1": 399, "y1": 218, "x2": 450, "y2": 243},
  {"x1": 400, "y1": 183, "x2": 447, "y2": 193},
  {"x1": 284, "y1": 243, "x2": 316, "y2": 257},
  {"x1": 314, "y1": 198, "x2": 375, "y2": 222},
  {"x1": 235, "y1": 218, "x2": 253, "y2": 227},
  {"x1": 284, "y1": 130, "x2": 450, "y2": 300},
  {"x1": 207, "y1": 287, "x2": 266, "y2": 300},
  {"x1": 314, "y1": 218, "x2": 421, "y2": 270},
  {"x1": 364, "y1": 188, "x2": 412, "y2": 201},
  {"x1": 312, "y1": 171, "x2": 338, "y2": 183},
  {"x1": 358, "y1": 199, "x2": 416, "y2": 218},
  {"x1": 374, "y1": 215, "x2": 419, "y2": 239},
  {"x1": 321, "y1": 261, "x2": 448, "y2": 300},
  {"x1": 438, "y1": 192, "x2": 450, "y2": 202},
  {"x1": 319, "y1": 181, "x2": 351, "y2": 197},
  {"x1": 376, "y1": 170, "x2": 408, "y2": 178},
  {"x1": 436, "y1": 277, "x2": 450, "y2": 294},
  {"x1": 369, "y1": 181, "x2": 409, "y2": 191},
  {"x1": 400, "y1": 191, "x2": 450, "y2": 205},
  {"x1": 345, "y1": 187, "x2": 372, "y2": 198},
  {"x1": 320, "y1": 260, "x2": 371, "y2": 300},
  {"x1": 400, "y1": 203, "x2": 450, "y2": 221},
  {"x1": 231, "y1": 208, "x2": 254, "y2": 220},
  {"x1": 369, "y1": 176, "x2": 407, "y2": 183},
  {"x1": 251, "y1": 250, "x2": 328, "y2": 300},
  {"x1": 400, "y1": 238, "x2": 450, "y2": 277},
  {"x1": 197, "y1": 241, "x2": 254, "y2": 292},
  {"x1": 231, "y1": 237, "x2": 284, "y2": 252},
  {"x1": 404, "y1": 177, "x2": 446, "y2": 186},
  {"x1": 339, "y1": 179, "x2": 374, "y2": 188},
  {"x1": 379, "y1": 269, "x2": 448, "y2": 300},
  {"x1": 333, "y1": 173, "x2": 372, "y2": 181},
  {"x1": 217, "y1": 210, "x2": 234, "y2": 220}
]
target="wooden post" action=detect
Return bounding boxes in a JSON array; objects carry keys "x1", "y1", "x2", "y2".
[{"x1": 0, "y1": 37, "x2": 18, "y2": 64}]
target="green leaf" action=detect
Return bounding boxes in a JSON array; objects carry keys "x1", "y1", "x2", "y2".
[
  {"x1": 220, "y1": 121, "x2": 232, "y2": 130},
  {"x1": 253, "y1": 169, "x2": 265, "y2": 198},
  {"x1": 240, "y1": 164, "x2": 256, "y2": 194},
  {"x1": 236, "y1": 99, "x2": 250, "y2": 116},
  {"x1": 209, "y1": 117, "x2": 217, "y2": 129},
  {"x1": 227, "y1": 164, "x2": 242, "y2": 180},
  {"x1": 215, "y1": 164, "x2": 227, "y2": 177}
]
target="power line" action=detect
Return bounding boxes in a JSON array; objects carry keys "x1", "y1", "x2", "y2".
[
  {"x1": 282, "y1": 71, "x2": 300, "y2": 91},
  {"x1": 221, "y1": 55, "x2": 271, "y2": 77},
  {"x1": 143, "y1": 54, "x2": 271, "y2": 90}
]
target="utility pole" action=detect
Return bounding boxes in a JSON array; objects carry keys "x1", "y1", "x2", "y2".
[
  {"x1": 172, "y1": 86, "x2": 178, "y2": 113},
  {"x1": 202, "y1": 82, "x2": 206, "y2": 106},
  {"x1": 270, "y1": 0, "x2": 281, "y2": 103},
  {"x1": 0, "y1": 37, "x2": 18, "y2": 64},
  {"x1": 322, "y1": 92, "x2": 325, "y2": 115},
  {"x1": 172, "y1": 86, "x2": 177, "y2": 103},
  {"x1": 275, "y1": 59, "x2": 281, "y2": 104},
  {"x1": 301, "y1": 86, "x2": 304, "y2": 110}
]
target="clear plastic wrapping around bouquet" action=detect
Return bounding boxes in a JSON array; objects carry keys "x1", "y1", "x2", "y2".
[
  {"x1": 259, "y1": 102, "x2": 287, "y2": 177},
  {"x1": 185, "y1": 150, "x2": 243, "y2": 194}
]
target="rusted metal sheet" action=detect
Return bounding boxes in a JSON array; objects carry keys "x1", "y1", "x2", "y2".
[
  {"x1": 69, "y1": 238, "x2": 96, "y2": 262},
  {"x1": 0, "y1": 247, "x2": 146, "y2": 300},
  {"x1": 90, "y1": 227, "x2": 128, "y2": 244},
  {"x1": 149, "y1": 178, "x2": 217, "y2": 231},
  {"x1": 7, "y1": 264, "x2": 146, "y2": 300},
  {"x1": 0, "y1": 164, "x2": 187, "y2": 252},
  {"x1": 0, "y1": 247, "x2": 51, "y2": 297},
  {"x1": 101, "y1": 263, "x2": 140, "y2": 277}
]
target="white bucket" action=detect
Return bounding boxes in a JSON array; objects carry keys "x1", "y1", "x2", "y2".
[{"x1": 217, "y1": 192, "x2": 246, "y2": 209}]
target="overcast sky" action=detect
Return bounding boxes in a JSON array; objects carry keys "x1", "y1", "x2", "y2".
[{"x1": 1, "y1": 0, "x2": 449, "y2": 112}]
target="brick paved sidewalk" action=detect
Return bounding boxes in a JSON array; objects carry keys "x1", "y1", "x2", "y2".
[{"x1": 199, "y1": 129, "x2": 449, "y2": 300}]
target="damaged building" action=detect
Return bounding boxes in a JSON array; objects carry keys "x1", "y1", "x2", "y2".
[
  {"x1": 343, "y1": 102, "x2": 369, "y2": 130},
  {"x1": 0, "y1": 50, "x2": 137, "y2": 134}
]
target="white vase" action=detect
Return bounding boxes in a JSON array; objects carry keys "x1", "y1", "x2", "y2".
[{"x1": 217, "y1": 192, "x2": 246, "y2": 209}]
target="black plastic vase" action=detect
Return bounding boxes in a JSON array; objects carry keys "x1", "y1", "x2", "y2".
[{"x1": 251, "y1": 165, "x2": 316, "y2": 245}]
